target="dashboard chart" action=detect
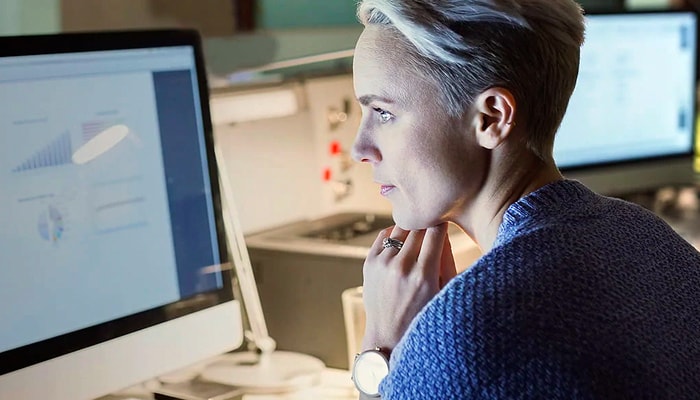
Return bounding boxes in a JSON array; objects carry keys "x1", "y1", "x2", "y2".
[
  {"x1": 12, "y1": 131, "x2": 73, "y2": 172},
  {"x1": 37, "y1": 204, "x2": 64, "y2": 242}
]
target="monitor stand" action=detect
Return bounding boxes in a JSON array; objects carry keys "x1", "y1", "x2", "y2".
[{"x1": 200, "y1": 349, "x2": 325, "y2": 394}]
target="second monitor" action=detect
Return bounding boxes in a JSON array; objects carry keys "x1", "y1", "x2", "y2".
[{"x1": 556, "y1": 10, "x2": 698, "y2": 196}]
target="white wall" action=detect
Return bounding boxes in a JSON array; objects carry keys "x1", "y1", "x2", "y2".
[
  {"x1": 214, "y1": 74, "x2": 391, "y2": 235},
  {"x1": 214, "y1": 110, "x2": 323, "y2": 234}
]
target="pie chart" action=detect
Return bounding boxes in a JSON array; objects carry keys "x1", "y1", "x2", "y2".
[{"x1": 38, "y1": 205, "x2": 64, "y2": 242}]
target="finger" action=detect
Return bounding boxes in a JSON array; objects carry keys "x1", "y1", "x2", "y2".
[
  {"x1": 400, "y1": 229, "x2": 426, "y2": 260},
  {"x1": 439, "y1": 234, "x2": 457, "y2": 288},
  {"x1": 417, "y1": 223, "x2": 449, "y2": 273},
  {"x1": 370, "y1": 226, "x2": 394, "y2": 256},
  {"x1": 389, "y1": 225, "x2": 410, "y2": 242},
  {"x1": 379, "y1": 225, "x2": 409, "y2": 256}
]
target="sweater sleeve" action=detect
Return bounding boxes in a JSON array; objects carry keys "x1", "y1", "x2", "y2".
[
  {"x1": 378, "y1": 266, "x2": 487, "y2": 399},
  {"x1": 377, "y1": 252, "x2": 594, "y2": 400},
  {"x1": 378, "y1": 287, "x2": 478, "y2": 399}
]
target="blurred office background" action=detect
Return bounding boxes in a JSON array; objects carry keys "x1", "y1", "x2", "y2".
[
  {"x1": 0, "y1": 0, "x2": 694, "y2": 74},
  {"x1": 0, "y1": 0, "x2": 695, "y2": 76}
]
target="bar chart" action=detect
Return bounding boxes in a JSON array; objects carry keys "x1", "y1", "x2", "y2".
[
  {"x1": 82, "y1": 120, "x2": 112, "y2": 143},
  {"x1": 12, "y1": 132, "x2": 73, "y2": 172}
]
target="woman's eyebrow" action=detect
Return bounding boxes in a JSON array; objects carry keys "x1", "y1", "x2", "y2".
[{"x1": 357, "y1": 94, "x2": 395, "y2": 106}]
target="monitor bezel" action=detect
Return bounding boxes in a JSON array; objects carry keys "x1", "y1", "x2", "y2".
[
  {"x1": 558, "y1": 8, "x2": 699, "y2": 178},
  {"x1": 0, "y1": 29, "x2": 234, "y2": 375}
]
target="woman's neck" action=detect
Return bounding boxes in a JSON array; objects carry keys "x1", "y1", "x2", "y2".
[{"x1": 455, "y1": 150, "x2": 563, "y2": 253}]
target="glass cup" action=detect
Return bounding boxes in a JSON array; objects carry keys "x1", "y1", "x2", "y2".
[{"x1": 341, "y1": 286, "x2": 366, "y2": 370}]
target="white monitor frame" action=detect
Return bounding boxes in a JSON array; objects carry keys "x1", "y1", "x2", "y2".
[{"x1": 0, "y1": 30, "x2": 243, "y2": 400}]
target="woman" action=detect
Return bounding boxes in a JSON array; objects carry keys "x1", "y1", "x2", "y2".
[{"x1": 349, "y1": 0, "x2": 700, "y2": 398}]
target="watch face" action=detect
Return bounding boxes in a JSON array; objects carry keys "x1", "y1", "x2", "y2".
[{"x1": 352, "y1": 350, "x2": 389, "y2": 397}]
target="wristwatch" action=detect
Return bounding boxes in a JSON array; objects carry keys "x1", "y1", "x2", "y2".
[{"x1": 351, "y1": 347, "x2": 390, "y2": 397}]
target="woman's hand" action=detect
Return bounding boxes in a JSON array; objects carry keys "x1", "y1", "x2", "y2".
[{"x1": 360, "y1": 223, "x2": 457, "y2": 354}]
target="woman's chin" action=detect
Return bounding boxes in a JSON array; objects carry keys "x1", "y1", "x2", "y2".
[{"x1": 391, "y1": 212, "x2": 437, "y2": 231}]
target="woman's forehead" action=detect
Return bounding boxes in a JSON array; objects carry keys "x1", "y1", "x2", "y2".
[
  {"x1": 355, "y1": 25, "x2": 406, "y2": 62},
  {"x1": 354, "y1": 27, "x2": 428, "y2": 102}
]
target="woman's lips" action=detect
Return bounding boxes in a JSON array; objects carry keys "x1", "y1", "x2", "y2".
[{"x1": 380, "y1": 185, "x2": 396, "y2": 196}]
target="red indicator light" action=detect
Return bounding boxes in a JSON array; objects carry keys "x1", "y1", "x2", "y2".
[{"x1": 330, "y1": 141, "x2": 341, "y2": 155}]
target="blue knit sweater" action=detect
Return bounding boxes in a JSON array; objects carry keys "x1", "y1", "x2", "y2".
[{"x1": 380, "y1": 180, "x2": 700, "y2": 399}]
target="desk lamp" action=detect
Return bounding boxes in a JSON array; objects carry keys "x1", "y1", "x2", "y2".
[{"x1": 199, "y1": 145, "x2": 325, "y2": 394}]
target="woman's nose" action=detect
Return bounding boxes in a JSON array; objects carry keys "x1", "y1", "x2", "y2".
[{"x1": 351, "y1": 132, "x2": 381, "y2": 164}]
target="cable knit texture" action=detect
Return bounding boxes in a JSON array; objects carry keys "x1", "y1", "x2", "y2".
[{"x1": 380, "y1": 180, "x2": 700, "y2": 399}]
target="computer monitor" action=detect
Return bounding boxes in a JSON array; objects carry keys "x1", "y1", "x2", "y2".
[
  {"x1": 0, "y1": 30, "x2": 243, "y2": 399},
  {"x1": 556, "y1": 10, "x2": 698, "y2": 196}
]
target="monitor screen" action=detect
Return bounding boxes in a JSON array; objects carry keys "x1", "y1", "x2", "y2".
[
  {"x1": 0, "y1": 31, "x2": 242, "y2": 400},
  {"x1": 556, "y1": 10, "x2": 698, "y2": 195}
]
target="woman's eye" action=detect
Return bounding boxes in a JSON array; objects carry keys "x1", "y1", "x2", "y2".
[{"x1": 373, "y1": 107, "x2": 394, "y2": 124}]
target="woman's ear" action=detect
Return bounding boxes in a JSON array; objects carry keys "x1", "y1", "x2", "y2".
[{"x1": 471, "y1": 87, "x2": 517, "y2": 150}]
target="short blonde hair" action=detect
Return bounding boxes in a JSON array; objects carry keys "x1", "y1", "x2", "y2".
[{"x1": 357, "y1": 0, "x2": 585, "y2": 160}]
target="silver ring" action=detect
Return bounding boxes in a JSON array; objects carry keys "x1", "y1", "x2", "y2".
[{"x1": 382, "y1": 237, "x2": 404, "y2": 251}]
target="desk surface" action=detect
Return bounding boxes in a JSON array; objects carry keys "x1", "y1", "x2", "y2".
[
  {"x1": 104, "y1": 368, "x2": 356, "y2": 400},
  {"x1": 243, "y1": 368, "x2": 356, "y2": 400}
]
